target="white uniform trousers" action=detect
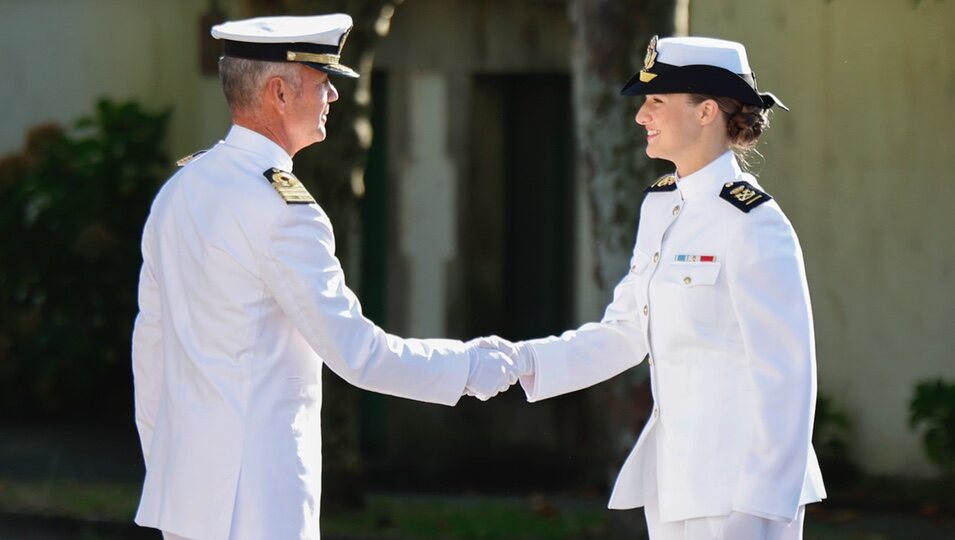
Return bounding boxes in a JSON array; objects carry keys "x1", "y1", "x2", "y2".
[{"x1": 642, "y1": 430, "x2": 806, "y2": 540}]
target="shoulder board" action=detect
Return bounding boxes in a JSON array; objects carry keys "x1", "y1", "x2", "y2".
[
  {"x1": 644, "y1": 174, "x2": 677, "y2": 193},
  {"x1": 719, "y1": 181, "x2": 772, "y2": 213},
  {"x1": 175, "y1": 149, "x2": 208, "y2": 167},
  {"x1": 263, "y1": 168, "x2": 316, "y2": 205}
]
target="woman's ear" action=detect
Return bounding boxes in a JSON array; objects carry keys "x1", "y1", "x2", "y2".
[{"x1": 699, "y1": 99, "x2": 720, "y2": 126}]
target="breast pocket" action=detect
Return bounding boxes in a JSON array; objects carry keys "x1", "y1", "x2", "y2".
[{"x1": 655, "y1": 262, "x2": 724, "y2": 326}]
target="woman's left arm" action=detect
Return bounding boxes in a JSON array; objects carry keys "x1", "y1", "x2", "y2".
[{"x1": 725, "y1": 205, "x2": 817, "y2": 523}]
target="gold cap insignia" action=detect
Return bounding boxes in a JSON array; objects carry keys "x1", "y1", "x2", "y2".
[{"x1": 640, "y1": 35, "x2": 659, "y2": 83}]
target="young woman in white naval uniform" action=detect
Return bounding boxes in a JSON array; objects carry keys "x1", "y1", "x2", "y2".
[{"x1": 485, "y1": 36, "x2": 827, "y2": 539}]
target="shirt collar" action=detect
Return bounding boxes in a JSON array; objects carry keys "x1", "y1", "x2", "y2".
[
  {"x1": 676, "y1": 150, "x2": 741, "y2": 200},
  {"x1": 222, "y1": 125, "x2": 294, "y2": 172}
]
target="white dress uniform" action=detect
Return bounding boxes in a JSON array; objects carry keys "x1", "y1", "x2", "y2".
[
  {"x1": 517, "y1": 151, "x2": 826, "y2": 535},
  {"x1": 132, "y1": 125, "x2": 472, "y2": 540}
]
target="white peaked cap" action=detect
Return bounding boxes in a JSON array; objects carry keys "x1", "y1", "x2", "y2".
[{"x1": 211, "y1": 14, "x2": 359, "y2": 78}]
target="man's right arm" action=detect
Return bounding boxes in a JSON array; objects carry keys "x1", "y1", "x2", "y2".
[{"x1": 260, "y1": 204, "x2": 510, "y2": 406}]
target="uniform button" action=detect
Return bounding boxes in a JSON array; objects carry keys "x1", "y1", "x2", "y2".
[
  {"x1": 643, "y1": 305, "x2": 649, "y2": 316},
  {"x1": 683, "y1": 276, "x2": 692, "y2": 285},
  {"x1": 653, "y1": 407, "x2": 659, "y2": 418},
  {"x1": 653, "y1": 252, "x2": 660, "y2": 263},
  {"x1": 672, "y1": 205, "x2": 681, "y2": 216},
  {"x1": 648, "y1": 357, "x2": 654, "y2": 366}
]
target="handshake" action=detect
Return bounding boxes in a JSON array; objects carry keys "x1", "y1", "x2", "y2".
[{"x1": 463, "y1": 336, "x2": 536, "y2": 401}]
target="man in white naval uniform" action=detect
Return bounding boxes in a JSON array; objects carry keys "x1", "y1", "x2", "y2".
[{"x1": 132, "y1": 14, "x2": 518, "y2": 540}]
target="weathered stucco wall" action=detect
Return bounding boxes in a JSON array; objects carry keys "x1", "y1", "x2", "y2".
[
  {"x1": 690, "y1": 0, "x2": 955, "y2": 476},
  {"x1": 0, "y1": 0, "x2": 236, "y2": 158}
]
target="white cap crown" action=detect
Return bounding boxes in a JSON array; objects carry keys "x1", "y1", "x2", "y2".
[
  {"x1": 657, "y1": 36, "x2": 752, "y2": 74},
  {"x1": 211, "y1": 14, "x2": 353, "y2": 46}
]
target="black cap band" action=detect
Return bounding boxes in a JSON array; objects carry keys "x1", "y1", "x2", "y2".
[{"x1": 222, "y1": 40, "x2": 339, "y2": 62}]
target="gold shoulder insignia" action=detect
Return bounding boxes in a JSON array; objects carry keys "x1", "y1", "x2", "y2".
[
  {"x1": 644, "y1": 174, "x2": 677, "y2": 193},
  {"x1": 175, "y1": 149, "x2": 208, "y2": 167},
  {"x1": 719, "y1": 181, "x2": 772, "y2": 213},
  {"x1": 263, "y1": 168, "x2": 316, "y2": 205}
]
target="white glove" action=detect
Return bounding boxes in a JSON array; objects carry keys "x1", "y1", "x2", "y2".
[
  {"x1": 719, "y1": 511, "x2": 769, "y2": 540},
  {"x1": 466, "y1": 335, "x2": 535, "y2": 377},
  {"x1": 463, "y1": 347, "x2": 520, "y2": 401}
]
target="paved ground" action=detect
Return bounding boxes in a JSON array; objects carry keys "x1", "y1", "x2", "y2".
[
  {"x1": 1, "y1": 424, "x2": 953, "y2": 539},
  {"x1": 1, "y1": 504, "x2": 953, "y2": 539}
]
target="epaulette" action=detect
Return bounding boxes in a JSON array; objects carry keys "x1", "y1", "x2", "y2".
[
  {"x1": 719, "y1": 180, "x2": 772, "y2": 213},
  {"x1": 175, "y1": 149, "x2": 208, "y2": 167},
  {"x1": 263, "y1": 168, "x2": 316, "y2": 205},
  {"x1": 644, "y1": 174, "x2": 677, "y2": 193}
]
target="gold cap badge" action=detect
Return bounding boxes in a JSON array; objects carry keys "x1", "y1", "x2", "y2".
[{"x1": 639, "y1": 35, "x2": 659, "y2": 83}]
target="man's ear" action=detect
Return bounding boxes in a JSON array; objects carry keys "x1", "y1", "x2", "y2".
[{"x1": 264, "y1": 76, "x2": 288, "y2": 113}]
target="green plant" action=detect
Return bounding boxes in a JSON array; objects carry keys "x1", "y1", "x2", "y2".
[
  {"x1": 0, "y1": 99, "x2": 171, "y2": 419},
  {"x1": 910, "y1": 379, "x2": 955, "y2": 474},
  {"x1": 813, "y1": 394, "x2": 858, "y2": 484}
]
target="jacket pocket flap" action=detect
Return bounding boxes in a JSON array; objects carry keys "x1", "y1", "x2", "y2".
[{"x1": 669, "y1": 262, "x2": 721, "y2": 286}]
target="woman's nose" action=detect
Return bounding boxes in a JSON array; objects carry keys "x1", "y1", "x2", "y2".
[{"x1": 635, "y1": 103, "x2": 649, "y2": 125}]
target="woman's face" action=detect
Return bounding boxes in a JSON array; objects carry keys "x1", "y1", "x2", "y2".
[{"x1": 635, "y1": 93, "x2": 707, "y2": 167}]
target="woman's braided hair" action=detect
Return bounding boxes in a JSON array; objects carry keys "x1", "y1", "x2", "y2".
[{"x1": 689, "y1": 94, "x2": 771, "y2": 165}]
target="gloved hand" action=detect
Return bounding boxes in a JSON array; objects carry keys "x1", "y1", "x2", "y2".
[
  {"x1": 719, "y1": 511, "x2": 768, "y2": 540},
  {"x1": 463, "y1": 347, "x2": 520, "y2": 401},
  {"x1": 466, "y1": 335, "x2": 535, "y2": 377}
]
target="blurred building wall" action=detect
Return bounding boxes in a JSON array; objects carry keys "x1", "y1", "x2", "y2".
[
  {"x1": 689, "y1": 0, "x2": 955, "y2": 477},
  {"x1": 0, "y1": 0, "x2": 235, "y2": 159}
]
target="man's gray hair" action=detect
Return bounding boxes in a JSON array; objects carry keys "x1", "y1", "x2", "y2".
[{"x1": 219, "y1": 57, "x2": 302, "y2": 114}]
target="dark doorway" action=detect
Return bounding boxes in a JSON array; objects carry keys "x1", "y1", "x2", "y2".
[{"x1": 466, "y1": 74, "x2": 575, "y2": 341}]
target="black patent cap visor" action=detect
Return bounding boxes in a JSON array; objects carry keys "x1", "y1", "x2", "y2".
[{"x1": 306, "y1": 62, "x2": 359, "y2": 78}]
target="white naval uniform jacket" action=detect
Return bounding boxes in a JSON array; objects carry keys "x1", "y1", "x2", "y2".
[
  {"x1": 132, "y1": 126, "x2": 470, "y2": 540},
  {"x1": 519, "y1": 151, "x2": 826, "y2": 523}
]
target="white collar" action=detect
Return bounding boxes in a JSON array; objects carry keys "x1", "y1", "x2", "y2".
[
  {"x1": 223, "y1": 125, "x2": 294, "y2": 172},
  {"x1": 676, "y1": 151, "x2": 742, "y2": 200}
]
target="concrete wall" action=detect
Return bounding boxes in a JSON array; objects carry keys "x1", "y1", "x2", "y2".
[
  {"x1": 0, "y1": 0, "x2": 236, "y2": 159},
  {"x1": 690, "y1": 0, "x2": 955, "y2": 476},
  {"x1": 374, "y1": 0, "x2": 571, "y2": 337}
]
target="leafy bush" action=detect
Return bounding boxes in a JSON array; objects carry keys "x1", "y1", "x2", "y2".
[
  {"x1": 910, "y1": 379, "x2": 955, "y2": 474},
  {"x1": 0, "y1": 99, "x2": 170, "y2": 419},
  {"x1": 813, "y1": 394, "x2": 857, "y2": 484}
]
